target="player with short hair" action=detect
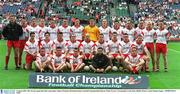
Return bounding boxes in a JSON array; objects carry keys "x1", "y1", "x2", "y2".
[
  {"x1": 94, "y1": 34, "x2": 108, "y2": 54},
  {"x1": 47, "y1": 20, "x2": 59, "y2": 41},
  {"x1": 124, "y1": 45, "x2": 145, "y2": 74},
  {"x1": 24, "y1": 32, "x2": 38, "y2": 70},
  {"x1": 111, "y1": 20, "x2": 123, "y2": 41},
  {"x1": 35, "y1": 47, "x2": 52, "y2": 72},
  {"x1": 89, "y1": 47, "x2": 112, "y2": 73},
  {"x1": 122, "y1": 21, "x2": 136, "y2": 42},
  {"x1": 51, "y1": 47, "x2": 67, "y2": 73},
  {"x1": 133, "y1": 34, "x2": 151, "y2": 72},
  {"x1": 40, "y1": 32, "x2": 54, "y2": 54},
  {"x1": 53, "y1": 32, "x2": 66, "y2": 54},
  {"x1": 71, "y1": 18, "x2": 84, "y2": 42},
  {"x1": 156, "y1": 21, "x2": 170, "y2": 72},
  {"x1": 69, "y1": 48, "x2": 85, "y2": 72}
]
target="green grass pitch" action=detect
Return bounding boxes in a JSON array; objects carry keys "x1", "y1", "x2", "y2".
[{"x1": 0, "y1": 40, "x2": 180, "y2": 89}]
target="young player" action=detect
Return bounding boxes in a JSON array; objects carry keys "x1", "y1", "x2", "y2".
[
  {"x1": 122, "y1": 21, "x2": 136, "y2": 42},
  {"x1": 156, "y1": 21, "x2": 170, "y2": 72},
  {"x1": 111, "y1": 20, "x2": 123, "y2": 41},
  {"x1": 35, "y1": 47, "x2": 52, "y2": 72},
  {"x1": 38, "y1": 18, "x2": 48, "y2": 41},
  {"x1": 69, "y1": 48, "x2": 85, "y2": 72},
  {"x1": 89, "y1": 47, "x2": 112, "y2": 73},
  {"x1": 133, "y1": 34, "x2": 151, "y2": 72},
  {"x1": 124, "y1": 45, "x2": 145, "y2": 74},
  {"x1": 94, "y1": 34, "x2": 108, "y2": 54},
  {"x1": 18, "y1": 18, "x2": 29, "y2": 67},
  {"x1": 142, "y1": 22, "x2": 156, "y2": 71},
  {"x1": 24, "y1": 32, "x2": 38, "y2": 70},
  {"x1": 53, "y1": 32, "x2": 66, "y2": 54},
  {"x1": 80, "y1": 34, "x2": 95, "y2": 65},
  {"x1": 98, "y1": 19, "x2": 111, "y2": 42},
  {"x1": 135, "y1": 20, "x2": 145, "y2": 36},
  {"x1": 52, "y1": 47, "x2": 67, "y2": 72},
  {"x1": 58, "y1": 18, "x2": 72, "y2": 41},
  {"x1": 107, "y1": 32, "x2": 122, "y2": 69},
  {"x1": 71, "y1": 18, "x2": 84, "y2": 42},
  {"x1": 40, "y1": 32, "x2": 54, "y2": 54},
  {"x1": 47, "y1": 20, "x2": 59, "y2": 41}
]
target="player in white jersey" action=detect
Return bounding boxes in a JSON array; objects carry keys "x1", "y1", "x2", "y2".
[
  {"x1": 143, "y1": 22, "x2": 156, "y2": 71},
  {"x1": 107, "y1": 32, "x2": 122, "y2": 67},
  {"x1": 94, "y1": 34, "x2": 108, "y2": 54},
  {"x1": 40, "y1": 32, "x2": 54, "y2": 54},
  {"x1": 51, "y1": 47, "x2": 67, "y2": 73},
  {"x1": 111, "y1": 20, "x2": 123, "y2": 41},
  {"x1": 98, "y1": 19, "x2": 111, "y2": 42},
  {"x1": 59, "y1": 18, "x2": 72, "y2": 41},
  {"x1": 27, "y1": 18, "x2": 41, "y2": 42},
  {"x1": 35, "y1": 47, "x2": 52, "y2": 72},
  {"x1": 135, "y1": 21, "x2": 145, "y2": 36},
  {"x1": 156, "y1": 21, "x2": 170, "y2": 72},
  {"x1": 47, "y1": 20, "x2": 59, "y2": 41},
  {"x1": 69, "y1": 48, "x2": 85, "y2": 72},
  {"x1": 120, "y1": 33, "x2": 132, "y2": 59},
  {"x1": 24, "y1": 32, "x2": 38, "y2": 70},
  {"x1": 65, "y1": 34, "x2": 81, "y2": 58},
  {"x1": 124, "y1": 45, "x2": 145, "y2": 74},
  {"x1": 18, "y1": 18, "x2": 29, "y2": 67},
  {"x1": 122, "y1": 21, "x2": 136, "y2": 42},
  {"x1": 133, "y1": 34, "x2": 150, "y2": 72},
  {"x1": 53, "y1": 32, "x2": 66, "y2": 54},
  {"x1": 80, "y1": 34, "x2": 95, "y2": 65},
  {"x1": 71, "y1": 18, "x2": 84, "y2": 42},
  {"x1": 38, "y1": 18, "x2": 48, "y2": 40}
]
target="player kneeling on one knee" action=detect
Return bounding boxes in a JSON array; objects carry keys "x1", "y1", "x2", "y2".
[
  {"x1": 124, "y1": 45, "x2": 145, "y2": 74},
  {"x1": 89, "y1": 47, "x2": 111, "y2": 73},
  {"x1": 35, "y1": 47, "x2": 52, "y2": 72},
  {"x1": 68, "y1": 48, "x2": 85, "y2": 72},
  {"x1": 52, "y1": 47, "x2": 67, "y2": 73}
]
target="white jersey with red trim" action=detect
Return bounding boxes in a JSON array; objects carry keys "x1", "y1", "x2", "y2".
[
  {"x1": 142, "y1": 29, "x2": 156, "y2": 43},
  {"x1": 58, "y1": 26, "x2": 72, "y2": 41},
  {"x1": 53, "y1": 39, "x2": 66, "y2": 53},
  {"x1": 38, "y1": 26, "x2": 48, "y2": 40},
  {"x1": 107, "y1": 40, "x2": 121, "y2": 54},
  {"x1": 122, "y1": 28, "x2": 136, "y2": 42},
  {"x1": 70, "y1": 55, "x2": 82, "y2": 64},
  {"x1": 95, "y1": 41, "x2": 108, "y2": 53},
  {"x1": 120, "y1": 41, "x2": 132, "y2": 54},
  {"x1": 71, "y1": 25, "x2": 83, "y2": 41},
  {"x1": 24, "y1": 40, "x2": 39, "y2": 54},
  {"x1": 133, "y1": 42, "x2": 146, "y2": 55},
  {"x1": 36, "y1": 54, "x2": 51, "y2": 63},
  {"x1": 111, "y1": 27, "x2": 123, "y2": 41},
  {"x1": 40, "y1": 40, "x2": 54, "y2": 54},
  {"x1": 66, "y1": 41, "x2": 80, "y2": 53},
  {"x1": 19, "y1": 26, "x2": 29, "y2": 40},
  {"x1": 135, "y1": 27, "x2": 145, "y2": 36},
  {"x1": 47, "y1": 26, "x2": 59, "y2": 41},
  {"x1": 156, "y1": 29, "x2": 170, "y2": 44},
  {"x1": 99, "y1": 26, "x2": 111, "y2": 42},
  {"x1": 52, "y1": 54, "x2": 66, "y2": 64},
  {"x1": 26, "y1": 25, "x2": 41, "y2": 41},
  {"x1": 127, "y1": 54, "x2": 141, "y2": 64},
  {"x1": 81, "y1": 41, "x2": 95, "y2": 53}
]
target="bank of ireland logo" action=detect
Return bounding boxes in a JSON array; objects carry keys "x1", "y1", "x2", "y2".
[{"x1": 121, "y1": 76, "x2": 142, "y2": 85}]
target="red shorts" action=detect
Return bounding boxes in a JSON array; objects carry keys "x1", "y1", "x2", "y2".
[
  {"x1": 18, "y1": 40, "x2": 26, "y2": 49},
  {"x1": 72, "y1": 63, "x2": 78, "y2": 69},
  {"x1": 156, "y1": 43, "x2": 167, "y2": 54},
  {"x1": 84, "y1": 53, "x2": 91, "y2": 59},
  {"x1": 122, "y1": 54, "x2": 129, "y2": 59},
  {"x1": 111, "y1": 54, "x2": 119, "y2": 58},
  {"x1": 7, "y1": 40, "x2": 19, "y2": 48},
  {"x1": 26, "y1": 54, "x2": 36, "y2": 64},
  {"x1": 145, "y1": 43, "x2": 154, "y2": 53}
]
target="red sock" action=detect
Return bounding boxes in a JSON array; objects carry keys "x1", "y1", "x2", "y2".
[
  {"x1": 14, "y1": 57, "x2": 18, "y2": 67},
  {"x1": 132, "y1": 66, "x2": 138, "y2": 73},
  {"x1": 5, "y1": 56, "x2": 9, "y2": 66}
]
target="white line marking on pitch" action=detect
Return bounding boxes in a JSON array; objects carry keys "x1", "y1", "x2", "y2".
[{"x1": 169, "y1": 48, "x2": 180, "y2": 54}]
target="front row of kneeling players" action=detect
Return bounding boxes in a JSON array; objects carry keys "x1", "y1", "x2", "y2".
[{"x1": 24, "y1": 31, "x2": 149, "y2": 74}]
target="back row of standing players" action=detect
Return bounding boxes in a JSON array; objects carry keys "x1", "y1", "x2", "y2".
[{"x1": 4, "y1": 16, "x2": 171, "y2": 73}]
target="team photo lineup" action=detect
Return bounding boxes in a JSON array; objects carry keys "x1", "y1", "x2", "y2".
[{"x1": 2, "y1": 14, "x2": 171, "y2": 74}]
